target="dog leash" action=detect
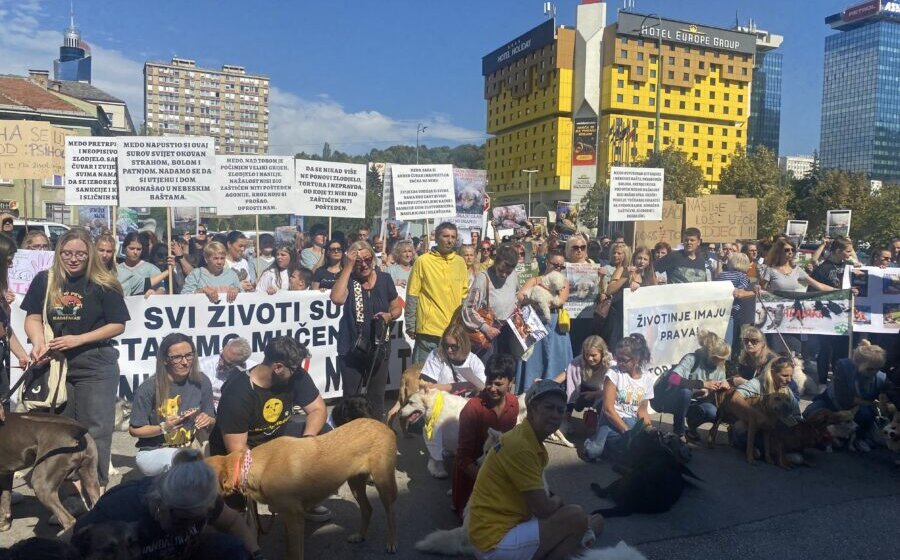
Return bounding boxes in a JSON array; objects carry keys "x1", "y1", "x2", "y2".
[{"x1": 755, "y1": 291, "x2": 792, "y2": 355}]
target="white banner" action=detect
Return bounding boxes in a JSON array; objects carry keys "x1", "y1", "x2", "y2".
[
  {"x1": 609, "y1": 166, "x2": 664, "y2": 222},
  {"x1": 215, "y1": 155, "x2": 297, "y2": 215},
  {"x1": 623, "y1": 282, "x2": 733, "y2": 376},
  {"x1": 391, "y1": 164, "x2": 455, "y2": 220},
  {"x1": 9, "y1": 249, "x2": 54, "y2": 295},
  {"x1": 295, "y1": 159, "x2": 367, "y2": 218},
  {"x1": 65, "y1": 137, "x2": 119, "y2": 206},
  {"x1": 844, "y1": 266, "x2": 900, "y2": 333},
  {"x1": 10, "y1": 290, "x2": 414, "y2": 401},
  {"x1": 755, "y1": 289, "x2": 852, "y2": 336},
  {"x1": 117, "y1": 137, "x2": 216, "y2": 207}
]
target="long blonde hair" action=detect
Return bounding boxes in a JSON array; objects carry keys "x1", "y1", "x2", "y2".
[
  {"x1": 49, "y1": 229, "x2": 122, "y2": 308},
  {"x1": 581, "y1": 335, "x2": 612, "y2": 379},
  {"x1": 761, "y1": 355, "x2": 794, "y2": 395}
]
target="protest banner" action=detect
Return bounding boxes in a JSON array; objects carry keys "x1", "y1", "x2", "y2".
[
  {"x1": 78, "y1": 206, "x2": 110, "y2": 238},
  {"x1": 10, "y1": 290, "x2": 414, "y2": 402},
  {"x1": 623, "y1": 282, "x2": 733, "y2": 375},
  {"x1": 294, "y1": 159, "x2": 366, "y2": 218},
  {"x1": 446, "y1": 168, "x2": 487, "y2": 232},
  {"x1": 529, "y1": 217, "x2": 549, "y2": 238},
  {"x1": 117, "y1": 137, "x2": 216, "y2": 207},
  {"x1": 391, "y1": 164, "x2": 455, "y2": 220},
  {"x1": 8, "y1": 249, "x2": 54, "y2": 295},
  {"x1": 826, "y1": 209, "x2": 851, "y2": 238},
  {"x1": 508, "y1": 305, "x2": 549, "y2": 353},
  {"x1": 608, "y1": 166, "x2": 664, "y2": 222},
  {"x1": 684, "y1": 195, "x2": 757, "y2": 243},
  {"x1": 843, "y1": 266, "x2": 900, "y2": 333},
  {"x1": 565, "y1": 263, "x2": 601, "y2": 318},
  {"x1": 785, "y1": 220, "x2": 808, "y2": 247},
  {"x1": 0, "y1": 120, "x2": 66, "y2": 180},
  {"x1": 634, "y1": 201, "x2": 683, "y2": 247},
  {"x1": 755, "y1": 289, "x2": 852, "y2": 336},
  {"x1": 382, "y1": 220, "x2": 410, "y2": 243},
  {"x1": 215, "y1": 155, "x2": 298, "y2": 215},
  {"x1": 64, "y1": 137, "x2": 118, "y2": 205}
]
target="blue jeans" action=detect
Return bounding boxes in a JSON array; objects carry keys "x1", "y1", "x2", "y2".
[
  {"x1": 588, "y1": 415, "x2": 636, "y2": 461},
  {"x1": 413, "y1": 334, "x2": 440, "y2": 364},
  {"x1": 651, "y1": 387, "x2": 718, "y2": 436}
]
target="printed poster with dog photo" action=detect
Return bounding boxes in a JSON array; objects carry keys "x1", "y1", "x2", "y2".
[
  {"x1": 785, "y1": 220, "x2": 808, "y2": 248},
  {"x1": 755, "y1": 289, "x2": 852, "y2": 336},
  {"x1": 447, "y1": 168, "x2": 487, "y2": 232},
  {"x1": 565, "y1": 263, "x2": 601, "y2": 318},
  {"x1": 826, "y1": 209, "x2": 851, "y2": 238},
  {"x1": 843, "y1": 266, "x2": 900, "y2": 333},
  {"x1": 508, "y1": 304, "x2": 549, "y2": 353}
]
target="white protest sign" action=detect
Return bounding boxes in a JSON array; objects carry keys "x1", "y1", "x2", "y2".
[
  {"x1": 623, "y1": 282, "x2": 733, "y2": 375},
  {"x1": 117, "y1": 137, "x2": 216, "y2": 207},
  {"x1": 215, "y1": 155, "x2": 296, "y2": 215},
  {"x1": 391, "y1": 164, "x2": 455, "y2": 220},
  {"x1": 844, "y1": 266, "x2": 900, "y2": 334},
  {"x1": 756, "y1": 289, "x2": 852, "y2": 336},
  {"x1": 8, "y1": 249, "x2": 54, "y2": 295},
  {"x1": 565, "y1": 263, "x2": 601, "y2": 318},
  {"x1": 295, "y1": 159, "x2": 367, "y2": 218},
  {"x1": 10, "y1": 290, "x2": 414, "y2": 402},
  {"x1": 608, "y1": 166, "x2": 664, "y2": 221},
  {"x1": 65, "y1": 137, "x2": 118, "y2": 205},
  {"x1": 826, "y1": 209, "x2": 851, "y2": 238}
]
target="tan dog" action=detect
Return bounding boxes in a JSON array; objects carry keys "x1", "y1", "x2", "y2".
[
  {"x1": 386, "y1": 364, "x2": 424, "y2": 437},
  {"x1": 205, "y1": 419, "x2": 398, "y2": 560},
  {"x1": 766, "y1": 409, "x2": 855, "y2": 469},
  {"x1": 707, "y1": 388, "x2": 796, "y2": 464}
]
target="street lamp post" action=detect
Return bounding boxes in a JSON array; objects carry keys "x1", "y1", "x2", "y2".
[
  {"x1": 638, "y1": 14, "x2": 664, "y2": 154},
  {"x1": 522, "y1": 169, "x2": 538, "y2": 215},
  {"x1": 416, "y1": 123, "x2": 428, "y2": 164}
]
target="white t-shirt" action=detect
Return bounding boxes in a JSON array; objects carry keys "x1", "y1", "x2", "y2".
[
  {"x1": 605, "y1": 367, "x2": 655, "y2": 421},
  {"x1": 420, "y1": 351, "x2": 486, "y2": 390},
  {"x1": 255, "y1": 269, "x2": 290, "y2": 293}
]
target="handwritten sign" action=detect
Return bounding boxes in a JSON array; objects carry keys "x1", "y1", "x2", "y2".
[
  {"x1": 0, "y1": 120, "x2": 66, "y2": 180},
  {"x1": 9, "y1": 249, "x2": 54, "y2": 295},
  {"x1": 634, "y1": 201, "x2": 683, "y2": 246},
  {"x1": 684, "y1": 195, "x2": 757, "y2": 243}
]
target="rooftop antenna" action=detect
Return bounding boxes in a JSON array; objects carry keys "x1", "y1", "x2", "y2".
[{"x1": 543, "y1": 2, "x2": 556, "y2": 20}]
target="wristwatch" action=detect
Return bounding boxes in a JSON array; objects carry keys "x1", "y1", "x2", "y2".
[{"x1": 159, "y1": 422, "x2": 169, "y2": 436}]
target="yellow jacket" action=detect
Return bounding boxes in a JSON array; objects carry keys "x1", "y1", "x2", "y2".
[{"x1": 407, "y1": 250, "x2": 469, "y2": 337}]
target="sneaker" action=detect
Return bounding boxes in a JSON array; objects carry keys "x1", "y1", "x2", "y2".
[
  {"x1": 855, "y1": 440, "x2": 872, "y2": 453},
  {"x1": 304, "y1": 505, "x2": 333, "y2": 522}
]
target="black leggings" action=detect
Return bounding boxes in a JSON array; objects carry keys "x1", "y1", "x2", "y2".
[{"x1": 339, "y1": 352, "x2": 390, "y2": 422}]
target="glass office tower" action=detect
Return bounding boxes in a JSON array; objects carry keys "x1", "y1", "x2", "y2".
[{"x1": 748, "y1": 50, "x2": 783, "y2": 154}]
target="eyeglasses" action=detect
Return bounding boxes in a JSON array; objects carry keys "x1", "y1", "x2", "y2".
[
  {"x1": 197, "y1": 230, "x2": 207, "y2": 235},
  {"x1": 742, "y1": 338, "x2": 761, "y2": 345},
  {"x1": 60, "y1": 250, "x2": 89, "y2": 261},
  {"x1": 549, "y1": 261, "x2": 565, "y2": 269},
  {"x1": 28, "y1": 244, "x2": 50, "y2": 250},
  {"x1": 443, "y1": 343, "x2": 459, "y2": 351},
  {"x1": 571, "y1": 245, "x2": 586, "y2": 251},
  {"x1": 355, "y1": 257, "x2": 374, "y2": 265},
  {"x1": 167, "y1": 352, "x2": 195, "y2": 364},
  {"x1": 328, "y1": 247, "x2": 343, "y2": 252}
]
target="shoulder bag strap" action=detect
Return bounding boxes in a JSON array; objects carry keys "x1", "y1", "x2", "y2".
[{"x1": 353, "y1": 279, "x2": 365, "y2": 326}]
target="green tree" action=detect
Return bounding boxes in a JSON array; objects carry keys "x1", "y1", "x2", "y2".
[
  {"x1": 635, "y1": 147, "x2": 704, "y2": 203},
  {"x1": 577, "y1": 180, "x2": 606, "y2": 230},
  {"x1": 799, "y1": 168, "x2": 872, "y2": 236},
  {"x1": 854, "y1": 184, "x2": 900, "y2": 250},
  {"x1": 717, "y1": 146, "x2": 793, "y2": 238}
]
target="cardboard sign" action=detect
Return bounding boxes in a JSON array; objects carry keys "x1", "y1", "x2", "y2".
[
  {"x1": 391, "y1": 164, "x2": 455, "y2": 220},
  {"x1": 634, "y1": 201, "x2": 683, "y2": 247},
  {"x1": 684, "y1": 195, "x2": 757, "y2": 243},
  {"x1": 215, "y1": 155, "x2": 298, "y2": 215},
  {"x1": 0, "y1": 120, "x2": 66, "y2": 180},
  {"x1": 608, "y1": 166, "x2": 664, "y2": 221},
  {"x1": 65, "y1": 137, "x2": 118, "y2": 205},
  {"x1": 117, "y1": 137, "x2": 216, "y2": 207},
  {"x1": 295, "y1": 159, "x2": 367, "y2": 218}
]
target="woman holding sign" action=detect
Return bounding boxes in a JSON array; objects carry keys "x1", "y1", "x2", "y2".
[{"x1": 21, "y1": 229, "x2": 130, "y2": 489}]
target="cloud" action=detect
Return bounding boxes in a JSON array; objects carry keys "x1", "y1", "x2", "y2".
[{"x1": 0, "y1": 1, "x2": 485, "y2": 155}]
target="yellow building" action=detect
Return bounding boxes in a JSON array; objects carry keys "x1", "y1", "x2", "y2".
[
  {"x1": 483, "y1": 20, "x2": 576, "y2": 213},
  {"x1": 600, "y1": 13, "x2": 757, "y2": 189}
]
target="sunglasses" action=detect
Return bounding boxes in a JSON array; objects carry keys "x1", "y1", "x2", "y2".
[
  {"x1": 355, "y1": 257, "x2": 374, "y2": 265},
  {"x1": 328, "y1": 247, "x2": 343, "y2": 252},
  {"x1": 571, "y1": 245, "x2": 586, "y2": 251},
  {"x1": 197, "y1": 230, "x2": 207, "y2": 235},
  {"x1": 742, "y1": 338, "x2": 761, "y2": 345},
  {"x1": 549, "y1": 261, "x2": 565, "y2": 269},
  {"x1": 443, "y1": 343, "x2": 460, "y2": 351}
]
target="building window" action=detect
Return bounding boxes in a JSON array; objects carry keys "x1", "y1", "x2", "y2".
[
  {"x1": 683, "y1": 59, "x2": 690, "y2": 67},
  {"x1": 637, "y1": 52, "x2": 644, "y2": 61},
  {"x1": 707, "y1": 154, "x2": 713, "y2": 161},
  {"x1": 710, "y1": 78, "x2": 716, "y2": 85},
  {"x1": 617, "y1": 94, "x2": 624, "y2": 102},
  {"x1": 708, "y1": 140, "x2": 714, "y2": 148},
  {"x1": 679, "y1": 101, "x2": 685, "y2": 109},
  {"x1": 668, "y1": 56, "x2": 675, "y2": 64},
  {"x1": 633, "y1": 96, "x2": 640, "y2": 104},
  {"x1": 618, "y1": 65, "x2": 625, "y2": 74},
  {"x1": 724, "y1": 93, "x2": 730, "y2": 101},
  {"x1": 617, "y1": 79, "x2": 624, "y2": 87},
  {"x1": 693, "y1": 153, "x2": 698, "y2": 160},
  {"x1": 664, "y1": 99, "x2": 670, "y2": 107},
  {"x1": 738, "y1": 94, "x2": 743, "y2": 102},
  {"x1": 695, "y1": 90, "x2": 700, "y2": 97},
  {"x1": 737, "y1": 130, "x2": 742, "y2": 138},
  {"x1": 722, "y1": 141, "x2": 728, "y2": 149},
  {"x1": 678, "y1": 124, "x2": 684, "y2": 132},
  {"x1": 728, "y1": 65, "x2": 734, "y2": 73},
  {"x1": 668, "y1": 71, "x2": 675, "y2": 79},
  {"x1": 636, "y1": 66, "x2": 644, "y2": 76},
  {"x1": 620, "y1": 49, "x2": 628, "y2": 58},
  {"x1": 721, "y1": 155, "x2": 728, "y2": 163},
  {"x1": 723, "y1": 129, "x2": 729, "y2": 136},
  {"x1": 693, "y1": 139, "x2": 699, "y2": 147},
  {"x1": 663, "y1": 136, "x2": 670, "y2": 144},
  {"x1": 709, "y1": 91, "x2": 716, "y2": 99},
  {"x1": 737, "y1": 108, "x2": 743, "y2": 115},
  {"x1": 706, "y1": 167, "x2": 713, "y2": 174},
  {"x1": 677, "y1": 138, "x2": 684, "y2": 146},
  {"x1": 699, "y1": 61, "x2": 705, "y2": 69},
  {"x1": 649, "y1": 98, "x2": 655, "y2": 106},
  {"x1": 663, "y1": 122, "x2": 670, "y2": 131},
  {"x1": 741, "y1": 67, "x2": 748, "y2": 76},
  {"x1": 694, "y1": 126, "x2": 699, "y2": 133},
  {"x1": 694, "y1": 103, "x2": 700, "y2": 110},
  {"x1": 648, "y1": 135, "x2": 654, "y2": 143},
  {"x1": 684, "y1": 73, "x2": 690, "y2": 81},
  {"x1": 650, "y1": 69, "x2": 656, "y2": 78}
]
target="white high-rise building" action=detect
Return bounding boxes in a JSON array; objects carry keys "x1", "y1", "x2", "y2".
[{"x1": 778, "y1": 155, "x2": 814, "y2": 179}]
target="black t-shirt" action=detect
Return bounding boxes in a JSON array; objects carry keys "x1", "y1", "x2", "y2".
[
  {"x1": 21, "y1": 270, "x2": 130, "y2": 361},
  {"x1": 313, "y1": 267, "x2": 339, "y2": 290},
  {"x1": 338, "y1": 271, "x2": 398, "y2": 355},
  {"x1": 653, "y1": 250, "x2": 708, "y2": 284},
  {"x1": 74, "y1": 477, "x2": 225, "y2": 560},
  {"x1": 130, "y1": 375, "x2": 216, "y2": 450},
  {"x1": 209, "y1": 367, "x2": 320, "y2": 456},
  {"x1": 810, "y1": 260, "x2": 848, "y2": 291}
]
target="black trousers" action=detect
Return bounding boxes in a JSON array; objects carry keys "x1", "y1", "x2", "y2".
[{"x1": 339, "y1": 348, "x2": 390, "y2": 422}]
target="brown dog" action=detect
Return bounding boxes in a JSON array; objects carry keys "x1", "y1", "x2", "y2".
[
  {"x1": 205, "y1": 418, "x2": 398, "y2": 560},
  {"x1": 385, "y1": 363, "x2": 423, "y2": 437},
  {"x1": 766, "y1": 409, "x2": 855, "y2": 469},
  {"x1": 0, "y1": 412, "x2": 101, "y2": 531},
  {"x1": 707, "y1": 388, "x2": 795, "y2": 463}
]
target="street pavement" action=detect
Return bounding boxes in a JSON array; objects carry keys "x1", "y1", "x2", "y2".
[{"x1": 4, "y1": 405, "x2": 900, "y2": 559}]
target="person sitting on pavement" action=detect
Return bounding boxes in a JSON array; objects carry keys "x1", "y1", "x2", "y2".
[
  {"x1": 209, "y1": 335, "x2": 331, "y2": 522},
  {"x1": 452, "y1": 354, "x2": 520, "y2": 517},
  {"x1": 467, "y1": 379, "x2": 603, "y2": 560},
  {"x1": 584, "y1": 334, "x2": 655, "y2": 461},
  {"x1": 804, "y1": 340, "x2": 887, "y2": 453},
  {"x1": 420, "y1": 323, "x2": 487, "y2": 395},
  {"x1": 129, "y1": 334, "x2": 215, "y2": 476},
  {"x1": 553, "y1": 335, "x2": 613, "y2": 437},
  {"x1": 73, "y1": 449, "x2": 266, "y2": 560},
  {"x1": 198, "y1": 337, "x2": 253, "y2": 410},
  {"x1": 651, "y1": 330, "x2": 730, "y2": 444},
  {"x1": 729, "y1": 356, "x2": 802, "y2": 455}
]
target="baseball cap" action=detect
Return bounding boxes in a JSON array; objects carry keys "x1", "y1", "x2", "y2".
[{"x1": 526, "y1": 379, "x2": 566, "y2": 406}]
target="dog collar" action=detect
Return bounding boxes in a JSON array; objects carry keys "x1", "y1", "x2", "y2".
[{"x1": 230, "y1": 450, "x2": 253, "y2": 494}]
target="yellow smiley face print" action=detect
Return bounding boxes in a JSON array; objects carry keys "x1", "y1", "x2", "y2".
[{"x1": 262, "y1": 398, "x2": 284, "y2": 423}]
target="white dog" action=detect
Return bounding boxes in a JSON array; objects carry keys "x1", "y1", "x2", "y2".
[
  {"x1": 526, "y1": 270, "x2": 568, "y2": 321},
  {"x1": 789, "y1": 357, "x2": 819, "y2": 396},
  {"x1": 398, "y1": 388, "x2": 469, "y2": 478}
]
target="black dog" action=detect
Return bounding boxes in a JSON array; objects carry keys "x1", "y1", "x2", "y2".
[
  {"x1": 332, "y1": 396, "x2": 374, "y2": 427},
  {"x1": 591, "y1": 425, "x2": 700, "y2": 517},
  {"x1": 72, "y1": 520, "x2": 141, "y2": 560}
]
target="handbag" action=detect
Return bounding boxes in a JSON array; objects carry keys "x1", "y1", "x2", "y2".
[
  {"x1": 348, "y1": 280, "x2": 374, "y2": 363},
  {"x1": 557, "y1": 307, "x2": 571, "y2": 333},
  {"x1": 18, "y1": 271, "x2": 67, "y2": 412},
  {"x1": 467, "y1": 274, "x2": 496, "y2": 352}
]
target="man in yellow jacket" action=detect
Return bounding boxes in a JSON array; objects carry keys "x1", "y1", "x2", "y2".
[{"x1": 405, "y1": 222, "x2": 469, "y2": 362}]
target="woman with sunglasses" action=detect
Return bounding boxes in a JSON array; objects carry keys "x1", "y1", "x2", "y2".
[
  {"x1": 256, "y1": 244, "x2": 296, "y2": 294},
  {"x1": 311, "y1": 239, "x2": 344, "y2": 290},
  {"x1": 331, "y1": 240, "x2": 402, "y2": 421},
  {"x1": 420, "y1": 323, "x2": 487, "y2": 394},
  {"x1": 21, "y1": 229, "x2": 129, "y2": 490},
  {"x1": 129, "y1": 334, "x2": 215, "y2": 476},
  {"x1": 565, "y1": 234, "x2": 600, "y2": 355}
]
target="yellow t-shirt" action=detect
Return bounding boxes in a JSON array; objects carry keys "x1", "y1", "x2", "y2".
[
  {"x1": 407, "y1": 250, "x2": 469, "y2": 337},
  {"x1": 467, "y1": 420, "x2": 548, "y2": 552}
]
